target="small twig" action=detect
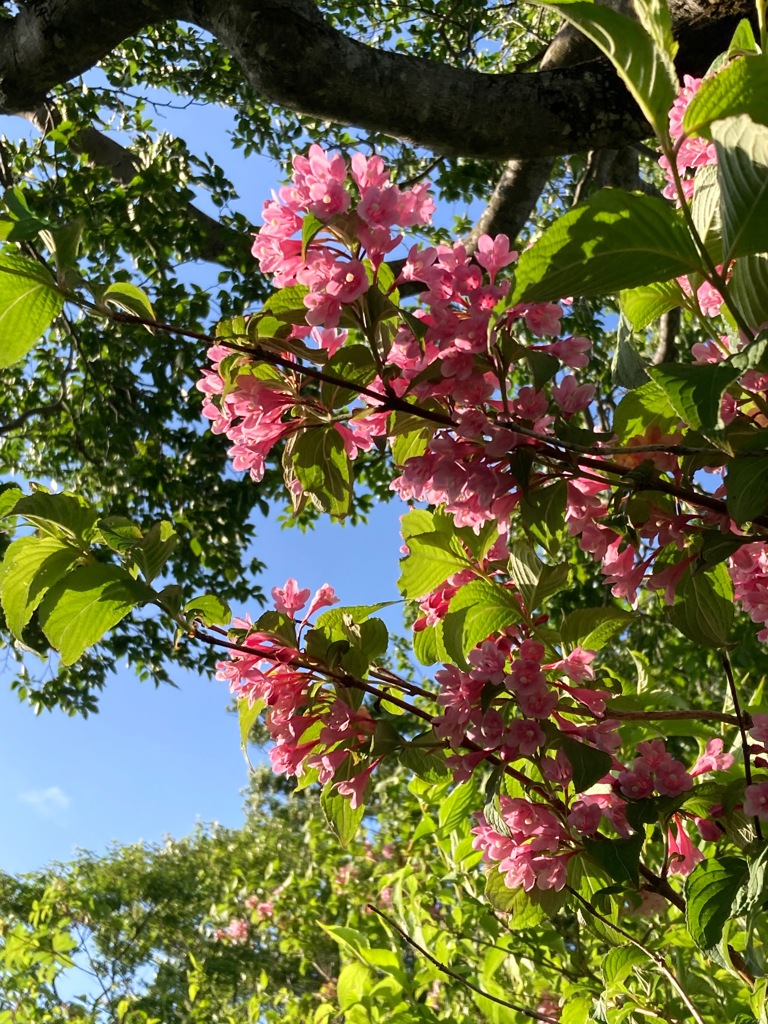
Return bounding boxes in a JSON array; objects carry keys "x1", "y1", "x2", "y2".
[
  {"x1": 566, "y1": 886, "x2": 706, "y2": 1024},
  {"x1": 368, "y1": 904, "x2": 561, "y2": 1024},
  {"x1": 721, "y1": 651, "x2": 763, "y2": 841}
]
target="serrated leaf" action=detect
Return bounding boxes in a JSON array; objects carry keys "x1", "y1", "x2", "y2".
[
  {"x1": 262, "y1": 283, "x2": 311, "y2": 323},
  {"x1": 613, "y1": 379, "x2": 679, "y2": 442},
  {"x1": 399, "y1": 745, "x2": 451, "y2": 782},
  {"x1": 538, "y1": 0, "x2": 676, "y2": 138},
  {"x1": 413, "y1": 620, "x2": 446, "y2": 665},
  {"x1": 620, "y1": 279, "x2": 683, "y2": 331},
  {"x1": 238, "y1": 696, "x2": 266, "y2": 757},
  {"x1": 184, "y1": 593, "x2": 231, "y2": 626},
  {"x1": 684, "y1": 54, "x2": 768, "y2": 138},
  {"x1": 727, "y1": 454, "x2": 768, "y2": 524},
  {"x1": 97, "y1": 516, "x2": 143, "y2": 553},
  {"x1": 520, "y1": 480, "x2": 567, "y2": 556},
  {"x1": 512, "y1": 190, "x2": 700, "y2": 304},
  {"x1": 691, "y1": 163, "x2": 722, "y2": 259},
  {"x1": 559, "y1": 735, "x2": 613, "y2": 792},
  {"x1": 320, "y1": 345, "x2": 377, "y2": 409},
  {"x1": 560, "y1": 606, "x2": 633, "y2": 651},
  {"x1": 37, "y1": 563, "x2": 154, "y2": 665},
  {"x1": 321, "y1": 786, "x2": 365, "y2": 847},
  {"x1": 685, "y1": 856, "x2": 747, "y2": 949},
  {"x1": 484, "y1": 869, "x2": 566, "y2": 924},
  {"x1": 438, "y1": 780, "x2": 477, "y2": 834},
  {"x1": 712, "y1": 115, "x2": 768, "y2": 262},
  {"x1": 292, "y1": 425, "x2": 352, "y2": 519},
  {"x1": 11, "y1": 491, "x2": 99, "y2": 544},
  {"x1": 602, "y1": 945, "x2": 648, "y2": 988},
  {"x1": 442, "y1": 579, "x2": 520, "y2": 665},
  {"x1": 611, "y1": 315, "x2": 649, "y2": 389},
  {"x1": 667, "y1": 563, "x2": 734, "y2": 648},
  {"x1": 730, "y1": 253, "x2": 768, "y2": 329},
  {"x1": 0, "y1": 535, "x2": 81, "y2": 637},
  {"x1": 0, "y1": 253, "x2": 64, "y2": 367},
  {"x1": 583, "y1": 832, "x2": 644, "y2": 886},
  {"x1": 648, "y1": 362, "x2": 741, "y2": 433},
  {"x1": 398, "y1": 531, "x2": 468, "y2": 600},
  {"x1": 133, "y1": 520, "x2": 177, "y2": 583}
]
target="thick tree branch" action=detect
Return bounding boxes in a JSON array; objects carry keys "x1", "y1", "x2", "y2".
[{"x1": 0, "y1": 0, "x2": 752, "y2": 162}]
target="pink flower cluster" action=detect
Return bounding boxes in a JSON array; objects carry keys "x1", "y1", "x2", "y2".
[{"x1": 202, "y1": 138, "x2": 768, "y2": 903}]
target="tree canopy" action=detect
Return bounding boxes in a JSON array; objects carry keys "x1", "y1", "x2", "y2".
[{"x1": 3, "y1": 2, "x2": 768, "y2": 1023}]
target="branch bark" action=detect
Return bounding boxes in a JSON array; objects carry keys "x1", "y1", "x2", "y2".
[{"x1": 0, "y1": 0, "x2": 752, "y2": 162}]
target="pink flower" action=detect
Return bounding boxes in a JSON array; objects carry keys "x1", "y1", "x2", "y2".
[
  {"x1": 691, "y1": 738, "x2": 734, "y2": 777},
  {"x1": 551, "y1": 375, "x2": 595, "y2": 416},
  {"x1": 304, "y1": 583, "x2": 340, "y2": 619},
  {"x1": 272, "y1": 578, "x2": 311, "y2": 615},
  {"x1": 667, "y1": 815, "x2": 704, "y2": 875},
  {"x1": 474, "y1": 234, "x2": 518, "y2": 282},
  {"x1": 744, "y1": 782, "x2": 768, "y2": 819}
]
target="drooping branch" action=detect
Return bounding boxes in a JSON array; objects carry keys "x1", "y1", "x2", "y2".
[{"x1": 0, "y1": 0, "x2": 753, "y2": 162}]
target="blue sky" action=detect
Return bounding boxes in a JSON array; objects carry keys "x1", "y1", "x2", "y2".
[{"x1": 0, "y1": 98, "x2": 419, "y2": 875}]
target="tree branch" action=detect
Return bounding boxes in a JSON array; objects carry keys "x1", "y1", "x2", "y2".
[{"x1": 0, "y1": 0, "x2": 752, "y2": 161}]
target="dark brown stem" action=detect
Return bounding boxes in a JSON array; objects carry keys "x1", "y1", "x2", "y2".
[
  {"x1": 368, "y1": 905, "x2": 561, "y2": 1024},
  {"x1": 721, "y1": 651, "x2": 763, "y2": 841}
]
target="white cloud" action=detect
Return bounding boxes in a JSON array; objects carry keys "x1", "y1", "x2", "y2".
[{"x1": 19, "y1": 786, "x2": 70, "y2": 817}]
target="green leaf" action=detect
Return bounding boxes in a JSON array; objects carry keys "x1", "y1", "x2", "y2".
[
  {"x1": 611, "y1": 314, "x2": 649, "y2": 389},
  {"x1": 735, "y1": 844, "x2": 768, "y2": 916},
  {"x1": 620, "y1": 279, "x2": 683, "y2": 331},
  {"x1": 690, "y1": 163, "x2": 722, "y2": 262},
  {"x1": 292, "y1": 426, "x2": 352, "y2": 518},
  {"x1": 97, "y1": 516, "x2": 143, "y2": 553},
  {"x1": 0, "y1": 186, "x2": 50, "y2": 241},
  {"x1": 667, "y1": 563, "x2": 734, "y2": 648},
  {"x1": 684, "y1": 54, "x2": 768, "y2": 138},
  {"x1": 398, "y1": 531, "x2": 467, "y2": 600},
  {"x1": 507, "y1": 541, "x2": 570, "y2": 611},
  {"x1": 37, "y1": 563, "x2": 155, "y2": 665},
  {"x1": 583, "y1": 832, "x2": 644, "y2": 886},
  {"x1": 11, "y1": 491, "x2": 99, "y2": 544},
  {"x1": 512, "y1": 191, "x2": 700, "y2": 304},
  {"x1": 399, "y1": 745, "x2": 451, "y2": 782},
  {"x1": 727, "y1": 454, "x2": 768, "y2": 524},
  {"x1": 728, "y1": 18, "x2": 759, "y2": 57},
  {"x1": 0, "y1": 535, "x2": 81, "y2": 637},
  {"x1": 559, "y1": 736, "x2": 613, "y2": 793},
  {"x1": 648, "y1": 362, "x2": 741, "y2": 432},
  {"x1": 685, "y1": 856, "x2": 747, "y2": 949},
  {"x1": 321, "y1": 786, "x2": 365, "y2": 847},
  {"x1": 262, "y1": 284, "x2": 310, "y2": 323},
  {"x1": 484, "y1": 869, "x2": 566, "y2": 924},
  {"x1": 712, "y1": 115, "x2": 768, "y2": 262},
  {"x1": 0, "y1": 253, "x2": 64, "y2": 367},
  {"x1": 102, "y1": 281, "x2": 156, "y2": 322},
  {"x1": 133, "y1": 520, "x2": 178, "y2": 583},
  {"x1": 520, "y1": 480, "x2": 567, "y2": 556},
  {"x1": 184, "y1": 593, "x2": 231, "y2": 626},
  {"x1": 238, "y1": 696, "x2": 266, "y2": 756},
  {"x1": 438, "y1": 780, "x2": 477, "y2": 834},
  {"x1": 730, "y1": 253, "x2": 768, "y2": 329},
  {"x1": 412, "y1": 620, "x2": 447, "y2": 665},
  {"x1": 613, "y1": 379, "x2": 679, "y2": 442},
  {"x1": 560, "y1": 606, "x2": 633, "y2": 651},
  {"x1": 602, "y1": 945, "x2": 649, "y2": 988},
  {"x1": 301, "y1": 212, "x2": 325, "y2": 258},
  {"x1": 538, "y1": 0, "x2": 676, "y2": 138},
  {"x1": 320, "y1": 345, "x2": 377, "y2": 409},
  {"x1": 442, "y1": 579, "x2": 520, "y2": 665}
]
